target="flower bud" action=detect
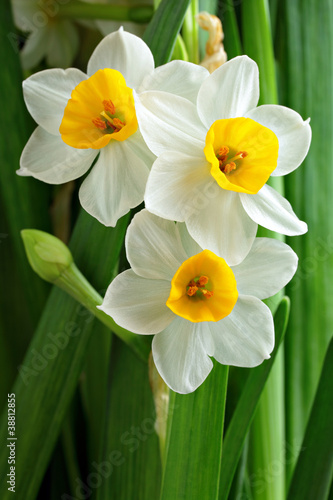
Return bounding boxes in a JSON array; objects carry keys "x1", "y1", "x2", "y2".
[{"x1": 21, "y1": 229, "x2": 73, "y2": 283}]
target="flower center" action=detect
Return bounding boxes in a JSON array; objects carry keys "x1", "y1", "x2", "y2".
[
  {"x1": 204, "y1": 118, "x2": 279, "y2": 194},
  {"x1": 186, "y1": 275, "x2": 214, "y2": 299},
  {"x1": 216, "y1": 146, "x2": 249, "y2": 174},
  {"x1": 60, "y1": 68, "x2": 138, "y2": 150},
  {"x1": 167, "y1": 250, "x2": 238, "y2": 323},
  {"x1": 92, "y1": 99, "x2": 126, "y2": 134}
]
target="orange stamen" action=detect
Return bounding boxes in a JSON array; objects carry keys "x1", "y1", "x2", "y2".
[
  {"x1": 112, "y1": 117, "x2": 125, "y2": 130},
  {"x1": 186, "y1": 275, "x2": 213, "y2": 299},
  {"x1": 103, "y1": 99, "x2": 116, "y2": 114},
  {"x1": 197, "y1": 276, "x2": 209, "y2": 286},
  {"x1": 235, "y1": 151, "x2": 248, "y2": 159},
  {"x1": 217, "y1": 146, "x2": 229, "y2": 158},
  {"x1": 187, "y1": 286, "x2": 198, "y2": 297},
  {"x1": 221, "y1": 162, "x2": 236, "y2": 174},
  {"x1": 92, "y1": 117, "x2": 107, "y2": 130}
]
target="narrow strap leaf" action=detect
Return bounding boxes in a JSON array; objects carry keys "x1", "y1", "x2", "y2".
[
  {"x1": 219, "y1": 297, "x2": 290, "y2": 499},
  {"x1": 287, "y1": 338, "x2": 333, "y2": 500}
]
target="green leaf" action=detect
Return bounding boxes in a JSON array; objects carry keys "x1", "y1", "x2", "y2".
[
  {"x1": 0, "y1": 211, "x2": 129, "y2": 500},
  {"x1": 160, "y1": 363, "x2": 229, "y2": 500},
  {"x1": 218, "y1": 1, "x2": 242, "y2": 59},
  {"x1": 0, "y1": 0, "x2": 51, "y2": 368},
  {"x1": 94, "y1": 339, "x2": 161, "y2": 500},
  {"x1": 219, "y1": 297, "x2": 290, "y2": 500},
  {"x1": 242, "y1": 4, "x2": 285, "y2": 499},
  {"x1": 275, "y1": 0, "x2": 333, "y2": 483},
  {"x1": 287, "y1": 338, "x2": 333, "y2": 500},
  {"x1": 143, "y1": 0, "x2": 191, "y2": 66}
]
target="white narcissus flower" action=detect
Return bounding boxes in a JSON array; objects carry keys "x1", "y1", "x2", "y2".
[
  {"x1": 134, "y1": 55, "x2": 311, "y2": 266},
  {"x1": 99, "y1": 209, "x2": 298, "y2": 394},
  {"x1": 18, "y1": 29, "x2": 209, "y2": 226}
]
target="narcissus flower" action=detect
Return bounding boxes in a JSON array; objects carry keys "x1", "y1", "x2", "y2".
[
  {"x1": 99, "y1": 210, "x2": 298, "y2": 394},
  {"x1": 135, "y1": 56, "x2": 311, "y2": 265},
  {"x1": 18, "y1": 29, "x2": 209, "y2": 226}
]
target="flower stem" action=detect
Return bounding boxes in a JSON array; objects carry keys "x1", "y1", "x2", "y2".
[
  {"x1": 58, "y1": 1, "x2": 153, "y2": 23},
  {"x1": 56, "y1": 263, "x2": 150, "y2": 362}
]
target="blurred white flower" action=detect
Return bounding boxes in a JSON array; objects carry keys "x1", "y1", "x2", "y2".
[
  {"x1": 11, "y1": 0, "x2": 82, "y2": 69},
  {"x1": 100, "y1": 210, "x2": 298, "y2": 394}
]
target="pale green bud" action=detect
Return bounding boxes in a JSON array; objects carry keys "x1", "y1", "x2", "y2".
[{"x1": 21, "y1": 229, "x2": 73, "y2": 283}]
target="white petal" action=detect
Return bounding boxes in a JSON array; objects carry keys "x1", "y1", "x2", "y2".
[
  {"x1": 232, "y1": 238, "x2": 298, "y2": 299},
  {"x1": 246, "y1": 105, "x2": 312, "y2": 176},
  {"x1": 209, "y1": 295, "x2": 274, "y2": 367},
  {"x1": 177, "y1": 223, "x2": 202, "y2": 258},
  {"x1": 20, "y1": 28, "x2": 48, "y2": 71},
  {"x1": 186, "y1": 190, "x2": 257, "y2": 266},
  {"x1": 79, "y1": 137, "x2": 149, "y2": 226},
  {"x1": 23, "y1": 68, "x2": 86, "y2": 135},
  {"x1": 19, "y1": 126, "x2": 96, "y2": 184},
  {"x1": 99, "y1": 270, "x2": 174, "y2": 334},
  {"x1": 197, "y1": 56, "x2": 260, "y2": 129},
  {"x1": 144, "y1": 151, "x2": 211, "y2": 222},
  {"x1": 138, "y1": 60, "x2": 209, "y2": 103},
  {"x1": 46, "y1": 19, "x2": 79, "y2": 69},
  {"x1": 87, "y1": 28, "x2": 154, "y2": 88},
  {"x1": 152, "y1": 318, "x2": 213, "y2": 394},
  {"x1": 134, "y1": 90, "x2": 206, "y2": 157},
  {"x1": 240, "y1": 184, "x2": 307, "y2": 236},
  {"x1": 126, "y1": 210, "x2": 188, "y2": 280}
]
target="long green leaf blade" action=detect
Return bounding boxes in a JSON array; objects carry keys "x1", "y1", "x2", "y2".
[
  {"x1": 0, "y1": 211, "x2": 129, "y2": 500},
  {"x1": 287, "y1": 338, "x2": 333, "y2": 500},
  {"x1": 276, "y1": 0, "x2": 333, "y2": 482},
  {"x1": 143, "y1": 0, "x2": 191, "y2": 66},
  {"x1": 0, "y1": 0, "x2": 51, "y2": 366},
  {"x1": 160, "y1": 363, "x2": 228, "y2": 500},
  {"x1": 219, "y1": 297, "x2": 290, "y2": 499},
  {"x1": 242, "y1": 3, "x2": 285, "y2": 499},
  {"x1": 94, "y1": 339, "x2": 161, "y2": 500}
]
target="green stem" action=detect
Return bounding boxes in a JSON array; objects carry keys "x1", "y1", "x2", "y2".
[
  {"x1": 58, "y1": 1, "x2": 153, "y2": 23},
  {"x1": 182, "y1": 0, "x2": 200, "y2": 63},
  {"x1": 171, "y1": 34, "x2": 189, "y2": 61},
  {"x1": 56, "y1": 263, "x2": 150, "y2": 362}
]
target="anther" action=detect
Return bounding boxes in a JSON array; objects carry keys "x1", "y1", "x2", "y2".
[
  {"x1": 100, "y1": 111, "x2": 125, "y2": 131},
  {"x1": 217, "y1": 146, "x2": 229, "y2": 158},
  {"x1": 187, "y1": 286, "x2": 198, "y2": 297},
  {"x1": 221, "y1": 162, "x2": 236, "y2": 174},
  {"x1": 197, "y1": 276, "x2": 209, "y2": 286},
  {"x1": 92, "y1": 117, "x2": 107, "y2": 130},
  {"x1": 103, "y1": 99, "x2": 116, "y2": 114}
]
